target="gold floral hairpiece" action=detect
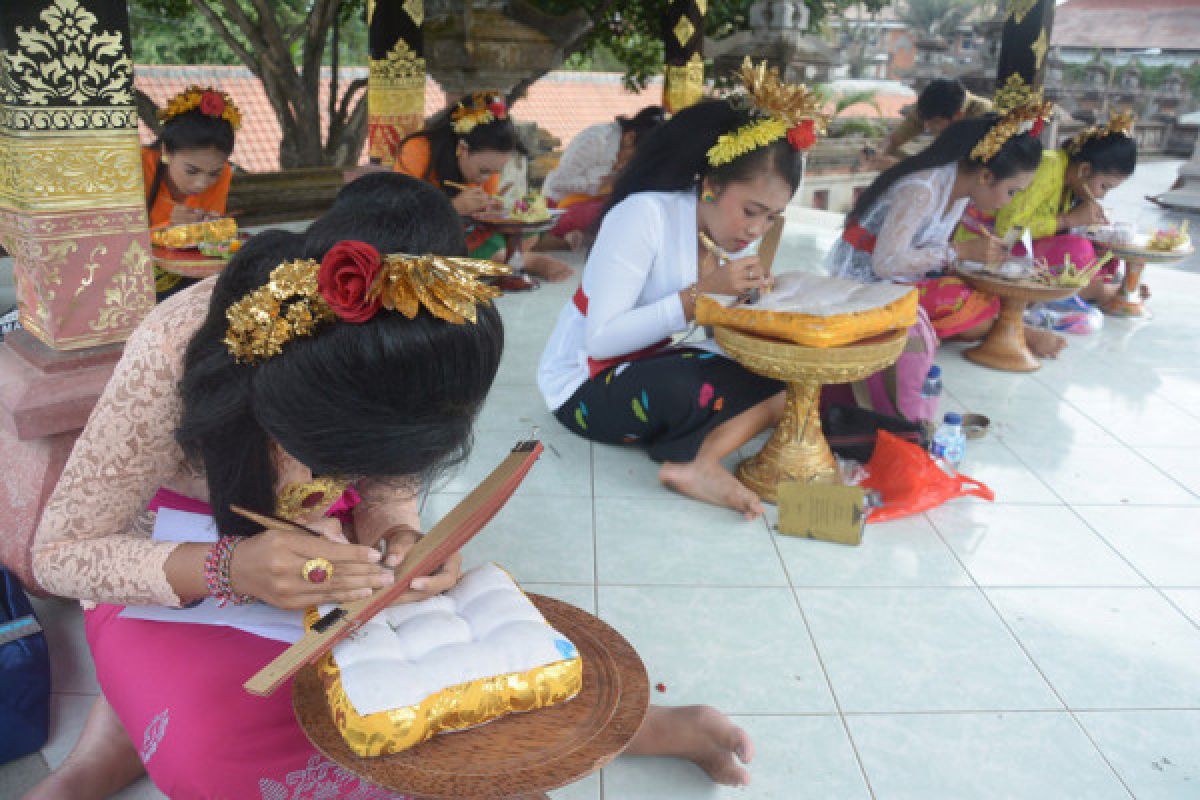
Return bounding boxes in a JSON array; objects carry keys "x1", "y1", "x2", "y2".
[
  {"x1": 707, "y1": 58, "x2": 828, "y2": 168},
  {"x1": 451, "y1": 91, "x2": 508, "y2": 135},
  {"x1": 968, "y1": 74, "x2": 1053, "y2": 163},
  {"x1": 224, "y1": 241, "x2": 509, "y2": 364},
  {"x1": 1066, "y1": 110, "x2": 1136, "y2": 156},
  {"x1": 159, "y1": 85, "x2": 242, "y2": 131}
]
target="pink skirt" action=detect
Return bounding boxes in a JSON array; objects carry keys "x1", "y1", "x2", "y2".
[
  {"x1": 85, "y1": 604, "x2": 406, "y2": 799},
  {"x1": 917, "y1": 276, "x2": 1001, "y2": 339},
  {"x1": 550, "y1": 196, "x2": 605, "y2": 237}
]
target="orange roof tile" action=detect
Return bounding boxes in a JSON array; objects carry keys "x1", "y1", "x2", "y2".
[{"x1": 135, "y1": 66, "x2": 910, "y2": 172}]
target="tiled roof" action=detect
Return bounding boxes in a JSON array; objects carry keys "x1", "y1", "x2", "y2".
[
  {"x1": 1052, "y1": 0, "x2": 1200, "y2": 52},
  {"x1": 134, "y1": 65, "x2": 910, "y2": 173}
]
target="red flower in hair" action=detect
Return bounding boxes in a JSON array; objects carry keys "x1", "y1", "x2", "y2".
[
  {"x1": 199, "y1": 90, "x2": 226, "y2": 118},
  {"x1": 1030, "y1": 117, "x2": 1045, "y2": 138},
  {"x1": 787, "y1": 119, "x2": 817, "y2": 151},
  {"x1": 487, "y1": 99, "x2": 508, "y2": 120},
  {"x1": 317, "y1": 241, "x2": 384, "y2": 323}
]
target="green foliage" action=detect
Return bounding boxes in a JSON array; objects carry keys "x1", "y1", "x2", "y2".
[
  {"x1": 128, "y1": 0, "x2": 367, "y2": 66},
  {"x1": 896, "y1": 0, "x2": 985, "y2": 38}
]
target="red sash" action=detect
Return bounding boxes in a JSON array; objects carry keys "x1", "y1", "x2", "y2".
[
  {"x1": 573, "y1": 287, "x2": 670, "y2": 379},
  {"x1": 842, "y1": 220, "x2": 877, "y2": 254}
]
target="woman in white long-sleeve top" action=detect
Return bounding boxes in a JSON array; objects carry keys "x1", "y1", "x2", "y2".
[{"x1": 537, "y1": 64, "x2": 825, "y2": 518}]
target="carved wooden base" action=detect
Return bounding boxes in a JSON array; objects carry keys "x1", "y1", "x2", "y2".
[
  {"x1": 964, "y1": 296, "x2": 1041, "y2": 372},
  {"x1": 1102, "y1": 259, "x2": 1148, "y2": 318}
]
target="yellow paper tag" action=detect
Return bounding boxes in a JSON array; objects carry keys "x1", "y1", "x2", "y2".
[{"x1": 776, "y1": 482, "x2": 866, "y2": 546}]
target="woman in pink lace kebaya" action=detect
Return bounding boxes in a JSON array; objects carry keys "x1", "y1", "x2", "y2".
[{"x1": 28, "y1": 176, "x2": 754, "y2": 800}]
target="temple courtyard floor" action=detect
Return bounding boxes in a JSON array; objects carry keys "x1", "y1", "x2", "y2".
[{"x1": 2, "y1": 159, "x2": 1199, "y2": 799}]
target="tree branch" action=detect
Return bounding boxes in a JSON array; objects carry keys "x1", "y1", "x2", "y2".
[
  {"x1": 301, "y1": 0, "x2": 341, "y2": 98},
  {"x1": 134, "y1": 89, "x2": 162, "y2": 136},
  {"x1": 189, "y1": 0, "x2": 260, "y2": 73}
]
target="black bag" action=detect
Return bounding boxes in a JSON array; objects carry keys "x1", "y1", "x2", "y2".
[
  {"x1": 822, "y1": 404, "x2": 929, "y2": 464},
  {"x1": 0, "y1": 568, "x2": 51, "y2": 764}
]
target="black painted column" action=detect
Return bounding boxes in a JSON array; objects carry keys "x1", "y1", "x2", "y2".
[
  {"x1": 367, "y1": 0, "x2": 426, "y2": 165},
  {"x1": 662, "y1": 0, "x2": 706, "y2": 112}
]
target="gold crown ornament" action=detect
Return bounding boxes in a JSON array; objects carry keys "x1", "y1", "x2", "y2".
[
  {"x1": 159, "y1": 85, "x2": 243, "y2": 131},
  {"x1": 706, "y1": 58, "x2": 829, "y2": 168},
  {"x1": 1066, "y1": 110, "x2": 1137, "y2": 156},
  {"x1": 968, "y1": 74, "x2": 1053, "y2": 163},
  {"x1": 451, "y1": 91, "x2": 509, "y2": 135},
  {"x1": 224, "y1": 241, "x2": 509, "y2": 364}
]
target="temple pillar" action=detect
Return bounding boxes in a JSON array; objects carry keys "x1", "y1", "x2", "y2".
[
  {"x1": 367, "y1": 0, "x2": 427, "y2": 165},
  {"x1": 662, "y1": 0, "x2": 706, "y2": 113},
  {"x1": 995, "y1": 0, "x2": 1054, "y2": 89},
  {"x1": 0, "y1": 0, "x2": 153, "y2": 591}
]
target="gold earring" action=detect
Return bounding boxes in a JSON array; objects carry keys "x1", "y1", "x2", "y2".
[{"x1": 701, "y1": 189, "x2": 717, "y2": 204}]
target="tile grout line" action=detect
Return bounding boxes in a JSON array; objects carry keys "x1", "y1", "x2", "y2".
[
  {"x1": 589, "y1": 440, "x2": 605, "y2": 800},
  {"x1": 766, "y1": 522, "x2": 879, "y2": 800},
  {"x1": 1065, "y1": 504, "x2": 1200, "y2": 635},
  {"x1": 924, "y1": 512, "x2": 1139, "y2": 799}
]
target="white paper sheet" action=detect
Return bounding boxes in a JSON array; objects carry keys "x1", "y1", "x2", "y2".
[{"x1": 119, "y1": 508, "x2": 305, "y2": 643}]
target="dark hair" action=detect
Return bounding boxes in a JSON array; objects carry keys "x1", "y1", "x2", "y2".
[
  {"x1": 616, "y1": 105, "x2": 667, "y2": 144},
  {"x1": 146, "y1": 109, "x2": 236, "y2": 212},
  {"x1": 177, "y1": 181, "x2": 502, "y2": 538},
  {"x1": 399, "y1": 99, "x2": 528, "y2": 198},
  {"x1": 1064, "y1": 132, "x2": 1137, "y2": 177},
  {"x1": 325, "y1": 172, "x2": 467, "y2": 255},
  {"x1": 849, "y1": 114, "x2": 1044, "y2": 222},
  {"x1": 606, "y1": 99, "x2": 806, "y2": 213},
  {"x1": 917, "y1": 79, "x2": 968, "y2": 122}
]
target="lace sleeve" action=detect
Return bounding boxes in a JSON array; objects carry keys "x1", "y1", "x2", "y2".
[
  {"x1": 544, "y1": 124, "x2": 617, "y2": 199},
  {"x1": 32, "y1": 284, "x2": 213, "y2": 606},
  {"x1": 872, "y1": 181, "x2": 956, "y2": 280}
]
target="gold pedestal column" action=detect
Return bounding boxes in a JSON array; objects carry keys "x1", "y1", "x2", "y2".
[{"x1": 714, "y1": 327, "x2": 908, "y2": 504}]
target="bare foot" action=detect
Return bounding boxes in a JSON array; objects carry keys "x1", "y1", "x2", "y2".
[
  {"x1": 564, "y1": 230, "x2": 586, "y2": 251},
  {"x1": 625, "y1": 705, "x2": 753, "y2": 787},
  {"x1": 23, "y1": 695, "x2": 145, "y2": 800},
  {"x1": 1024, "y1": 325, "x2": 1066, "y2": 359},
  {"x1": 659, "y1": 459, "x2": 763, "y2": 519},
  {"x1": 523, "y1": 253, "x2": 573, "y2": 282}
]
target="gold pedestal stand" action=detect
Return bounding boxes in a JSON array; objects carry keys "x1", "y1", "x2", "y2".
[
  {"x1": 714, "y1": 327, "x2": 908, "y2": 504},
  {"x1": 957, "y1": 273, "x2": 1079, "y2": 373}
]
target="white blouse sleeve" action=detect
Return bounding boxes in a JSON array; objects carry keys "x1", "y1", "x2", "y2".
[
  {"x1": 543, "y1": 124, "x2": 618, "y2": 200},
  {"x1": 582, "y1": 195, "x2": 686, "y2": 359},
  {"x1": 871, "y1": 181, "x2": 957, "y2": 280}
]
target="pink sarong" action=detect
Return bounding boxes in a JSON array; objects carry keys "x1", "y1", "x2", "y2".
[
  {"x1": 916, "y1": 276, "x2": 1001, "y2": 339},
  {"x1": 84, "y1": 491, "x2": 405, "y2": 800},
  {"x1": 549, "y1": 196, "x2": 605, "y2": 237}
]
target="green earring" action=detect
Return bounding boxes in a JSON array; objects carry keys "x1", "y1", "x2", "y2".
[{"x1": 701, "y1": 189, "x2": 716, "y2": 204}]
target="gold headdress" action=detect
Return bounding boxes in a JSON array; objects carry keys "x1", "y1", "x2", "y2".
[
  {"x1": 968, "y1": 74, "x2": 1053, "y2": 163},
  {"x1": 1066, "y1": 110, "x2": 1136, "y2": 156},
  {"x1": 224, "y1": 241, "x2": 509, "y2": 364},
  {"x1": 451, "y1": 91, "x2": 509, "y2": 135},
  {"x1": 159, "y1": 85, "x2": 242, "y2": 131},
  {"x1": 706, "y1": 58, "x2": 829, "y2": 168}
]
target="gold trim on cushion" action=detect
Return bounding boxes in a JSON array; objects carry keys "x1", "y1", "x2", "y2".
[
  {"x1": 150, "y1": 217, "x2": 238, "y2": 249},
  {"x1": 695, "y1": 289, "x2": 918, "y2": 348}
]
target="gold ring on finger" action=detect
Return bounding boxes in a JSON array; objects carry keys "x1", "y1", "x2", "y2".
[{"x1": 302, "y1": 557, "x2": 334, "y2": 584}]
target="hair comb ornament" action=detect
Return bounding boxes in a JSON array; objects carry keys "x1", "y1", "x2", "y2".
[
  {"x1": 1066, "y1": 109, "x2": 1136, "y2": 156},
  {"x1": 451, "y1": 91, "x2": 508, "y2": 135},
  {"x1": 223, "y1": 240, "x2": 509, "y2": 364},
  {"x1": 968, "y1": 74, "x2": 1053, "y2": 164},
  {"x1": 159, "y1": 85, "x2": 242, "y2": 131},
  {"x1": 707, "y1": 58, "x2": 829, "y2": 168}
]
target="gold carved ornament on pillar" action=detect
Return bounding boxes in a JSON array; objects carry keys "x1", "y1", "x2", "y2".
[
  {"x1": 368, "y1": 38, "x2": 426, "y2": 162},
  {"x1": 664, "y1": 52, "x2": 706, "y2": 114}
]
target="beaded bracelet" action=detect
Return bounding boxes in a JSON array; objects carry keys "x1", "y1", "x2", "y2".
[{"x1": 203, "y1": 536, "x2": 253, "y2": 607}]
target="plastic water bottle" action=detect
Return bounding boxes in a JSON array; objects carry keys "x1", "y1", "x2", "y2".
[
  {"x1": 921, "y1": 365, "x2": 943, "y2": 399},
  {"x1": 931, "y1": 412, "x2": 966, "y2": 469}
]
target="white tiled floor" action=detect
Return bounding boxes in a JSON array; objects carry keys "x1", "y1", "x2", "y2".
[{"x1": 5, "y1": 164, "x2": 1200, "y2": 798}]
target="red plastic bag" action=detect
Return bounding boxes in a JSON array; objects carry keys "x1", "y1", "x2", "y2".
[{"x1": 861, "y1": 430, "x2": 994, "y2": 523}]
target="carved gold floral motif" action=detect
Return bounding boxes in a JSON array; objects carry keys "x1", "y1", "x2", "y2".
[
  {"x1": 368, "y1": 39, "x2": 426, "y2": 119},
  {"x1": 403, "y1": 0, "x2": 425, "y2": 27},
  {"x1": 1006, "y1": 0, "x2": 1039, "y2": 25},
  {"x1": 0, "y1": 134, "x2": 143, "y2": 210},
  {"x1": 91, "y1": 239, "x2": 154, "y2": 334},
  {"x1": 663, "y1": 52, "x2": 705, "y2": 113},
  {"x1": 673, "y1": 16, "x2": 696, "y2": 48},
  {"x1": 2, "y1": 0, "x2": 133, "y2": 108}
]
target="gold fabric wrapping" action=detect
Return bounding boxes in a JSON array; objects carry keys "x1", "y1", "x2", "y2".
[
  {"x1": 694, "y1": 289, "x2": 918, "y2": 348},
  {"x1": 304, "y1": 609, "x2": 584, "y2": 758},
  {"x1": 150, "y1": 217, "x2": 238, "y2": 249}
]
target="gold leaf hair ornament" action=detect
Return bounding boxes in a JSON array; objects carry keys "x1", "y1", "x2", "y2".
[
  {"x1": 451, "y1": 91, "x2": 508, "y2": 135},
  {"x1": 968, "y1": 74, "x2": 1053, "y2": 164},
  {"x1": 1066, "y1": 110, "x2": 1137, "y2": 156},
  {"x1": 223, "y1": 240, "x2": 509, "y2": 364},
  {"x1": 706, "y1": 58, "x2": 829, "y2": 168},
  {"x1": 159, "y1": 85, "x2": 243, "y2": 131}
]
